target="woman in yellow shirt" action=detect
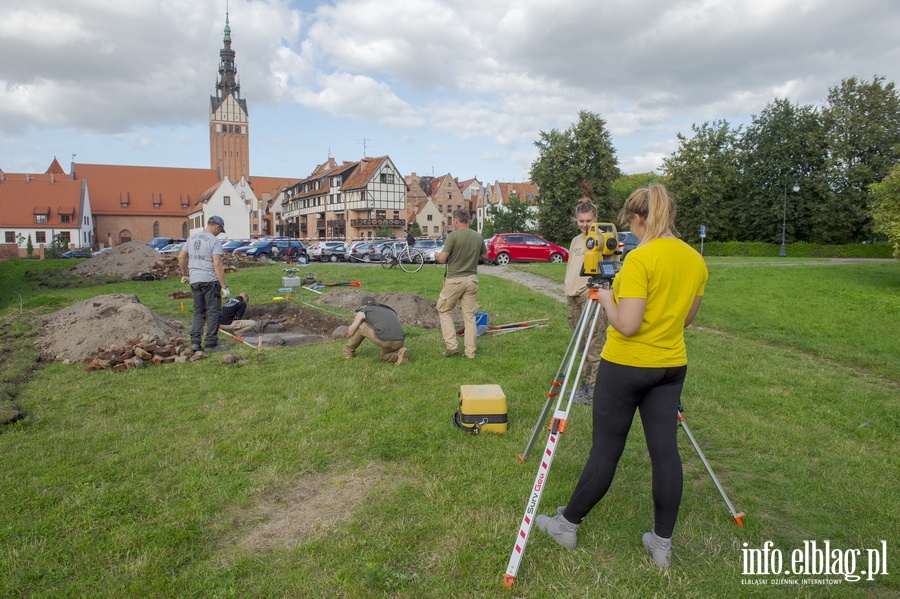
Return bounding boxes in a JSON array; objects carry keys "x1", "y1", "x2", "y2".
[{"x1": 537, "y1": 184, "x2": 708, "y2": 568}]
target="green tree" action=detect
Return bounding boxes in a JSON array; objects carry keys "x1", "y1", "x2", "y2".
[
  {"x1": 44, "y1": 234, "x2": 69, "y2": 259},
  {"x1": 662, "y1": 120, "x2": 743, "y2": 241},
  {"x1": 530, "y1": 110, "x2": 620, "y2": 244},
  {"x1": 822, "y1": 76, "x2": 900, "y2": 242},
  {"x1": 611, "y1": 172, "x2": 668, "y2": 208},
  {"x1": 869, "y1": 164, "x2": 900, "y2": 258},
  {"x1": 408, "y1": 222, "x2": 422, "y2": 237},
  {"x1": 738, "y1": 99, "x2": 828, "y2": 243},
  {"x1": 26, "y1": 235, "x2": 33, "y2": 257},
  {"x1": 485, "y1": 198, "x2": 536, "y2": 235}
]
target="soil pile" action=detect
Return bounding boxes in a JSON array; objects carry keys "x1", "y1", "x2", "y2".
[
  {"x1": 316, "y1": 288, "x2": 459, "y2": 329},
  {"x1": 35, "y1": 294, "x2": 184, "y2": 361},
  {"x1": 68, "y1": 241, "x2": 165, "y2": 280}
]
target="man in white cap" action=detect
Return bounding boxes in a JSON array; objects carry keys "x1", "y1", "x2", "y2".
[{"x1": 178, "y1": 215, "x2": 230, "y2": 351}]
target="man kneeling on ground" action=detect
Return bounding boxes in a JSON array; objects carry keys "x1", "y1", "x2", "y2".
[
  {"x1": 343, "y1": 296, "x2": 409, "y2": 366},
  {"x1": 219, "y1": 292, "x2": 258, "y2": 337}
]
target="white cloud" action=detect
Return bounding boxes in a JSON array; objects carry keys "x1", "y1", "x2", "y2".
[{"x1": 1, "y1": 0, "x2": 898, "y2": 178}]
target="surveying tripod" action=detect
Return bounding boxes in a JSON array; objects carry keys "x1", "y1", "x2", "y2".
[{"x1": 502, "y1": 272, "x2": 745, "y2": 589}]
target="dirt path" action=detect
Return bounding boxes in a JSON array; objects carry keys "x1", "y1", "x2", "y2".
[{"x1": 481, "y1": 265, "x2": 565, "y2": 303}]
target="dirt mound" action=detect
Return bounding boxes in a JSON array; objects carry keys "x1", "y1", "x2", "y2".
[
  {"x1": 35, "y1": 294, "x2": 184, "y2": 361},
  {"x1": 68, "y1": 241, "x2": 165, "y2": 280},
  {"x1": 316, "y1": 288, "x2": 458, "y2": 328}
]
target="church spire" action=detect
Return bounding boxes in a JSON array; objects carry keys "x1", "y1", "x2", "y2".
[{"x1": 215, "y1": 7, "x2": 240, "y2": 100}]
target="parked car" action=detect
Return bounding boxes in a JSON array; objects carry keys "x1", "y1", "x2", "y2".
[
  {"x1": 61, "y1": 249, "x2": 93, "y2": 259},
  {"x1": 158, "y1": 242, "x2": 184, "y2": 255},
  {"x1": 147, "y1": 237, "x2": 186, "y2": 251},
  {"x1": 485, "y1": 233, "x2": 568, "y2": 265},
  {"x1": 309, "y1": 241, "x2": 348, "y2": 262},
  {"x1": 370, "y1": 240, "x2": 401, "y2": 262},
  {"x1": 222, "y1": 239, "x2": 252, "y2": 253},
  {"x1": 618, "y1": 231, "x2": 640, "y2": 259},
  {"x1": 235, "y1": 239, "x2": 308, "y2": 262},
  {"x1": 412, "y1": 239, "x2": 443, "y2": 263},
  {"x1": 93, "y1": 247, "x2": 112, "y2": 256},
  {"x1": 348, "y1": 241, "x2": 392, "y2": 262},
  {"x1": 344, "y1": 241, "x2": 370, "y2": 261}
]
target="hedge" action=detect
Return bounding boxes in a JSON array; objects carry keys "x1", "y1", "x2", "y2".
[{"x1": 691, "y1": 241, "x2": 894, "y2": 258}]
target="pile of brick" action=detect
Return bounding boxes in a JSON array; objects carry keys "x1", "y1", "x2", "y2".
[{"x1": 83, "y1": 336, "x2": 206, "y2": 372}]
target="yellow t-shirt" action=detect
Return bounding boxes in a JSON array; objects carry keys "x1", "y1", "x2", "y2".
[{"x1": 601, "y1": 238, "x2": 708, "y2": 368}]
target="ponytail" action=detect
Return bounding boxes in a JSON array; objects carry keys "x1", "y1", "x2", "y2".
[{"x1": 618, "y1": 184, "x2": 678, "y2": 242}]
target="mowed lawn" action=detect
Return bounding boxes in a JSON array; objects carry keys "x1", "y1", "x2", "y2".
[{"x1": 0, "y1": 258, "x2": 897, "y2": 598}]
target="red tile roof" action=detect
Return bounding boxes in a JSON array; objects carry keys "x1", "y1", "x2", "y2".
[
  {"x1": 342, "y1": 156, "x2": 387, "y2": 190},
  {"x1": 74, "y1": 163, "x2": 220, "y2": 216},
  {"x1": 0, "y1": 173, "x2": 85, "y2": 228}
]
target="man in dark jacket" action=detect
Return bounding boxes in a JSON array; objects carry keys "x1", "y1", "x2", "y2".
[
  {"x1": 342, "y1": 296, "x2": 409, "y2": 366},
  {"x1": 219, "y1": 292, "x2": 257, "y2": 337}
]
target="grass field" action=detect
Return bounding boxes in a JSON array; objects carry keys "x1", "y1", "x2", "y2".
[{"x1": 1, "y1": 257, "x2": 897, "y2": 598}]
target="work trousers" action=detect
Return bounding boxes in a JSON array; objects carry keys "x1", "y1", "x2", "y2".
[
  {"x1": 343, "y1": 322, "x2": 405, "y2": 362},
  {"x1": 219, "y1": 319, "x2": 257, "y2": 337},
  {"x1": 563, "y1": 360, "x2": 687, "y2": 539},
  {"x1": 566, "y1": 292, "x2": 608, "y2": 387},
  {"x1": 190, "y1": 281, "x2": 222, "y2": 347},
  {"x1": 437, "y1": 275, "x2": 479, "y2": 358}
]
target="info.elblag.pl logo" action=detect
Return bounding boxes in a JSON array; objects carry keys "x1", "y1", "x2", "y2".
[{"x1": 741, "y1": 540, "x2": 889, "y2": 585}]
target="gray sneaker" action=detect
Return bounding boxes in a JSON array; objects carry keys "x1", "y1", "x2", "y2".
[
  {"x1": 535, "y1": 506, "x2": 579, "y2": 549},
  {"x1": 573, "y1": 384, "x2": 593, "y2": 405},
  {"x1": 205, "y1": 343, "x2": 230, "y2": 353},
  {"x1": 642, "y1": 531, "x2": 672, "y2": 567}
]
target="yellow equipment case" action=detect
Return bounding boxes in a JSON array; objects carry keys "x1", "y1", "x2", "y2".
[{"x1": 455, "y1": 384, "x2": 508, "y2": 434}]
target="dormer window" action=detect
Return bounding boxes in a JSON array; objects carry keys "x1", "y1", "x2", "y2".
[{"x1": 35, "y1": 214, "x2": 48, "y2": 224}]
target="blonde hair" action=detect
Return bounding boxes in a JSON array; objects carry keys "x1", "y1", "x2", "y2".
[{"x1": 618, "y1": 184, "x2": 679, "y2": 242}]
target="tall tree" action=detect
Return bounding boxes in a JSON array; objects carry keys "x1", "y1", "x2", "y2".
[
  {"x1": 530, "y1": 111, "x2": 620, "y2": 244},
  {"x1": 484, "y1": 198, "x2": 536, "y2": 237},
  {"x1": 869, "y1": 163, "x2": 900, "y2": 258},
  {"x1": 662, "y1": 120, "x2": 742, "y2": 241},
  {"x1": 738, "y1": 99, "x2": 828, "y2": 243},
  {"x1": 611, "y1": 172, "x2": 668, "y2": 208},
  {"x1": 822, "y1": 76, "x2": 900, "y2": 242}
]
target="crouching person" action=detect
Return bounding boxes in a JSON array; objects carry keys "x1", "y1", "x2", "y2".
[
  {"x1": 219, "y1": 292, "x2": 258, "y2": 337},
  {"x1": 343, "y1": 296, "x2": 409, "y2": 366}
]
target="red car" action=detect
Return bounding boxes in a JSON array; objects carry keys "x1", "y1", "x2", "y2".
[{"x1": 486, "y1": 233, "x2": 569, "y2": 265}]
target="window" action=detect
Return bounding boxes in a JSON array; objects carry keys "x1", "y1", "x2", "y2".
[
  {"x1": 223, "y1": 195, "x2": 231, "y2": 206},
  {"x1": 35, "y1": 214, "x2": 48, "y2": 224},
  {"x1": 5, "y1": 232, "x2": 14, "y2": 243},
  {"x1": 380, "y1": 173, "x2": 394, "y2": 184},
  {"x1": 153, "y1": 223, "x2": 160, "y2": 237},
  {"x1": 120, "y1": 202, "x2": 129, "y2": 208},
  {"x1": 447, "y1": 192, "x2": 452, "y2": 199},
  {"x1": 36, "y1": 232, "x2": 46, "y2": 243},
  {"x1": 153, "y1": 202, "x2": 160, "y2": 209},
  {"x1": 58, "y1": 232, "x2": 71, "y2": 243},
  {"x1": 427, "y1": 215, "x2": 433, "y2": 222}
]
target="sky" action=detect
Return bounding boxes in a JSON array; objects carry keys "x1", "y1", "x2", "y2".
[{"x1": 1, "y1": 0, "x2": 898, "y2": 184}]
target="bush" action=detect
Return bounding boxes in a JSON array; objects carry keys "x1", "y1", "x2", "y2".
[{"x1": 694, "y1": 241, "x2": 894, "y2": 258}]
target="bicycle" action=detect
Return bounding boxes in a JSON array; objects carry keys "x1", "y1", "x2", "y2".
[{"x1": 381, "y1": 241, "x2": 424, "y2": 273}]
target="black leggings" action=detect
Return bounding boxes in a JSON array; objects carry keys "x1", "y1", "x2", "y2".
[{"x1": 563, "y1": 359, "x2": 686, "y2": 538}]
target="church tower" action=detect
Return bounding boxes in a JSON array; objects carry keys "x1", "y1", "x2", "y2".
[{"x1": 209, "y1": 11, "x2": 249, "y2": 182}]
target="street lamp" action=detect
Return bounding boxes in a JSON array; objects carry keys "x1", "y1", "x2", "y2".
[{"x1": 779, "y1": 175, "x2": 800, "y2": 257}]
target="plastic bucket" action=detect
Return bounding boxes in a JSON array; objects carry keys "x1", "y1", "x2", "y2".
[{"x1": 475, "y1": 312, "x2": 488, "y2": 327}]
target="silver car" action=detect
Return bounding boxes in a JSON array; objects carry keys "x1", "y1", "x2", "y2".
[{"x1": 412, "y1": 239, "x2": 444, "y2": 263}]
